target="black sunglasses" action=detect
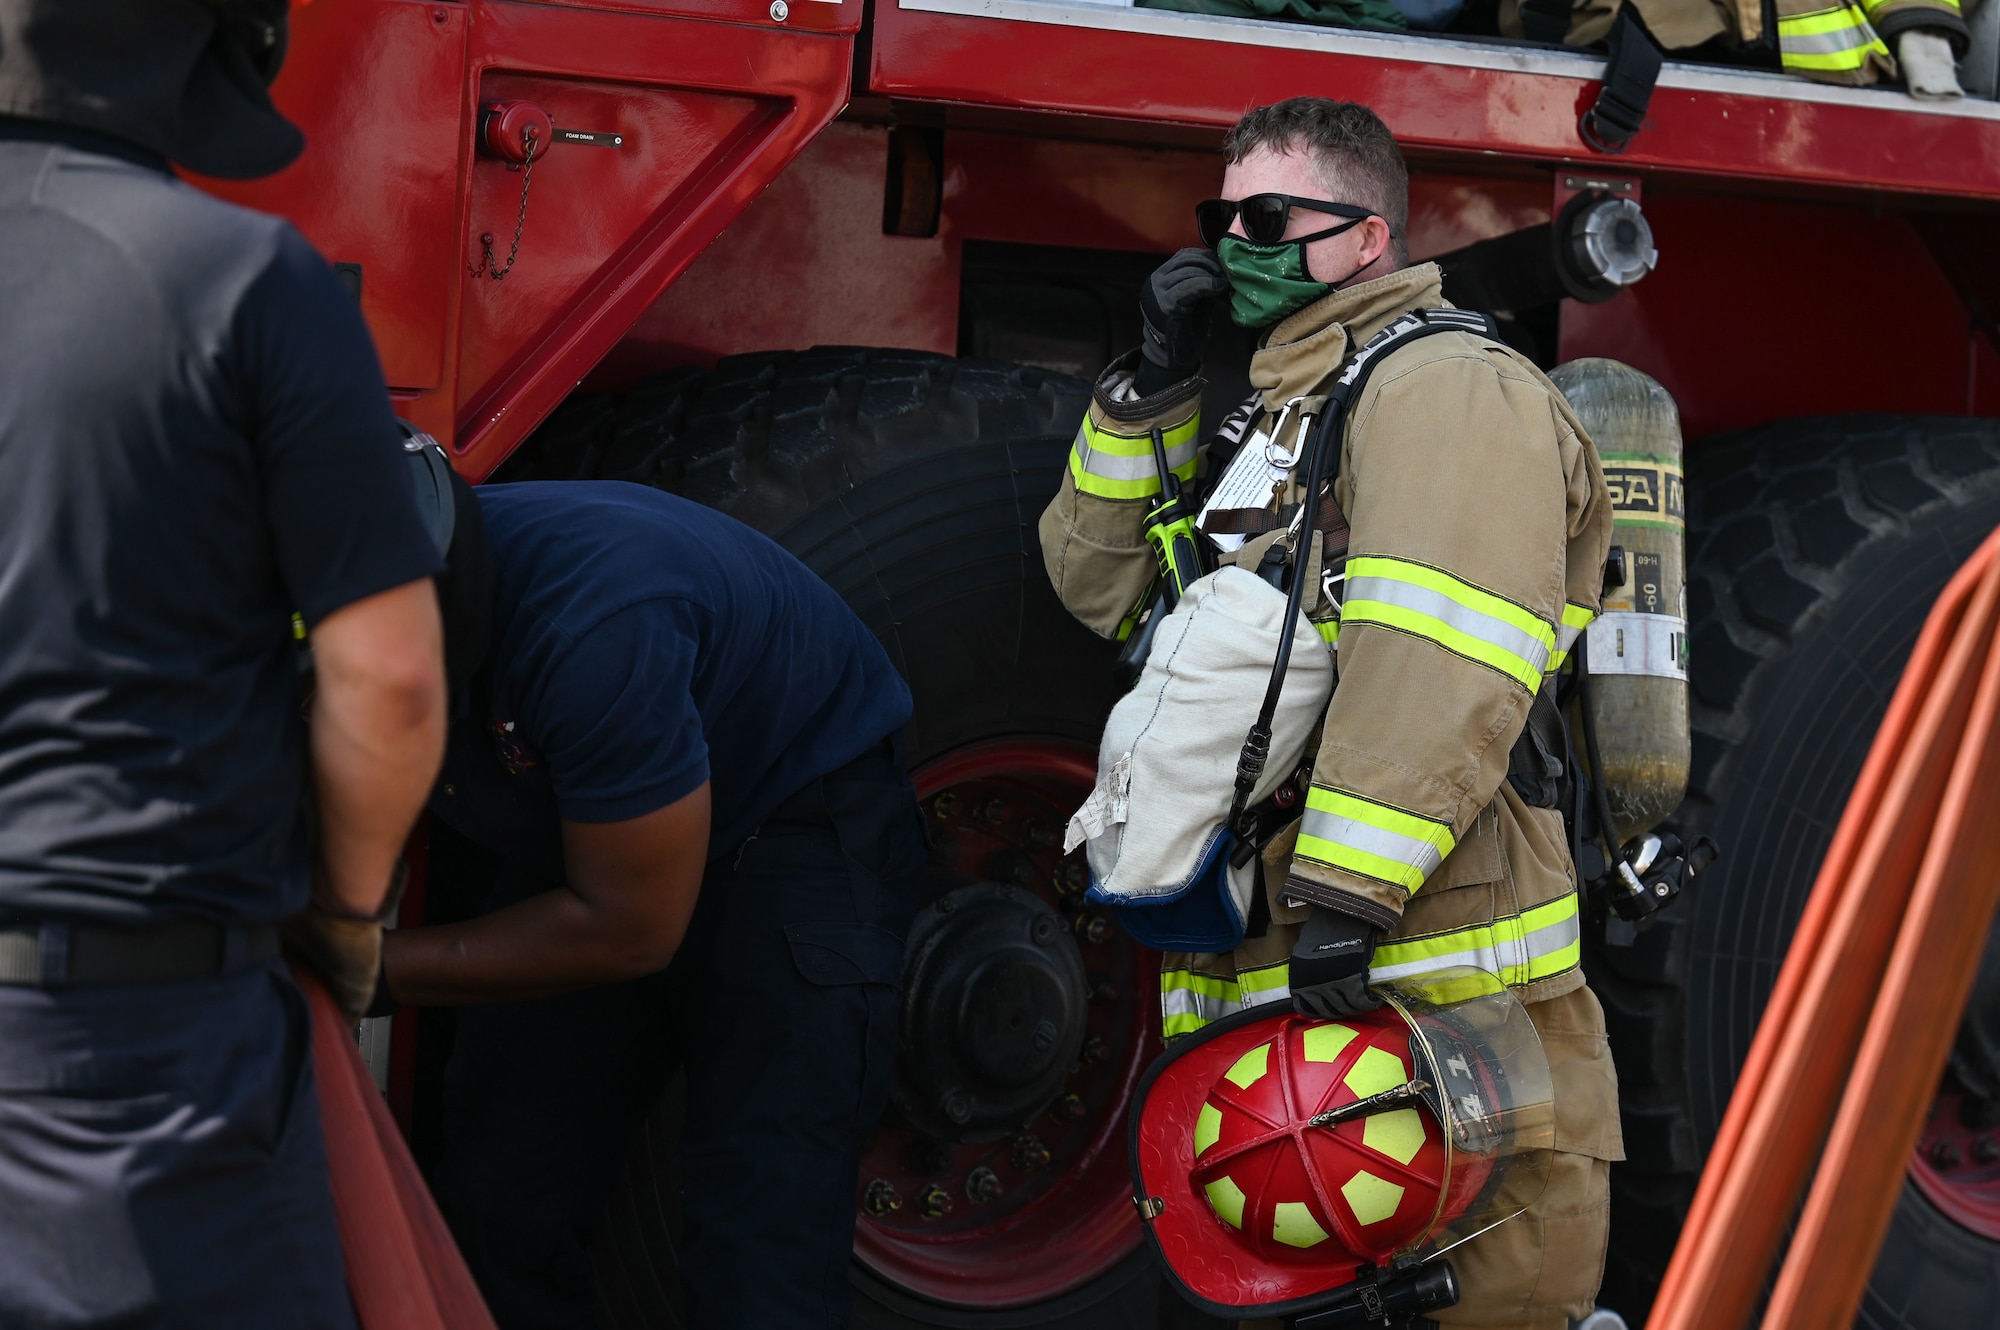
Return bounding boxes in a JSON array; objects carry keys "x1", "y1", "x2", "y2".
[{"x1": 1196, "y1": 194, "x2": 1382, "y2": 249}]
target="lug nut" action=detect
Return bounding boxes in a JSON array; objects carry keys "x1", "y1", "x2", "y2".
[
  {"x1": 1051, "y1": 1092, "x2": 1085, "y2": 1123},
  {"x1": 917, "y1": 1184, "x2": 952, "y2": 1220},
  {"x1": 1932, "y1": 1141, "x2": 1963, "y2": 1170},
  {"x1": 1058, "y1": 861, "x2": 1089, "y2": 896},
  {"x1": 1022, "y1": 819, "x2": 1055, "y2": 850},
  {"x1": 863, "y1": 1178, "x2": 902, "y2": 1216},
  {"x1": 941, "y1": 1089, "x2": 973, "y2": 1125},
  {"x1": 1091, "y1": 980, "x2": 1121, "y2": 1005},
  {"x1": 974, "y1": 797, "x2": 1007, "y2": 828},
  {"x1": 966, "y1": 1166, "x2": 1002, "y2": 1205},
  {"x1": 1081, "y1": 1036, "x2": 1110, "y2": 1067},
  {"x1": 930, "y1": 792, "x2": 958, "y2": 821},
  {"x1": 1976, "y1": 1136, "x2": 1999, "y2": 1165},
  {"x1": 1012, "y1": 1134, "x2": 1050, "y2": 1171},
  {"x1": 1075, "y1": 914, "x2": 1109, "y2": 944}
]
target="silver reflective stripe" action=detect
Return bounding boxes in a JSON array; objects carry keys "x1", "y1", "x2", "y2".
[
  {"x1": 1345, "y1": 574, "x2": 1554, "y2": 677},
  {"x1": 1160, "y1": 972, "x2": 1291, "y2": 1032},
  {"x1": 1368, "y1": 907, "x2": 1582, "y2": 984},
  {"x1": 1781, "y1": 23, "x2": 1877, "y2": 53},
  {"x1": 1298, "y1": 804, "x2": 1449, "y2": 881},
  {"x1": 1075, "y1": 434, "x2": 1199, "y2": 482}
]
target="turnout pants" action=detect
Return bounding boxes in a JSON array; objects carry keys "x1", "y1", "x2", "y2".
[
  {"x1": 432, "y1": 742, "x2": 927, "y2": 1330},
  {"x1": 1432, "y1": 984, "x2": 1622, "y2": 1330},
  {"x1": 0, "y1": 961, "x2": 354, "y2": 1329}
]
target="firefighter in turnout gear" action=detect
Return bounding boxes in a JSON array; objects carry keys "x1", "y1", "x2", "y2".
[{"x1": 1042, "y1": 99, "x2": 1624, "y2": 1327}]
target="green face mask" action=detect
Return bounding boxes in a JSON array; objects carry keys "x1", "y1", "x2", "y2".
[{"x1": 1217, "y1": 233, "x2": 1331, "y2": 329}]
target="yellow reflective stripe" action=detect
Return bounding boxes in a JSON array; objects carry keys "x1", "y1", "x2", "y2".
[
  {"x1": 1068, "y1": 413, "x2": 1201, "y2": 500},
  {"x1": 1236, "y1": 962, "x2": 1291, "y2": 996},
  {"x1": 1162, "y1": 897, "x2": 1578, "y2": 1034},
  {"x1": 1314, "y1": 617, "x2": 1340, "y2": 648},
  {"x1": 1860, "y1": 0, "x2": 1956, "y2": 17},
  {"x1": 1160, "y1": 964, "x2": 1292, "y2": 1036},
  {"x1": 1549, "y1": 601, "x2": 1596, "y2": 672},
  {"x1": 1781, "y1": 3, "x2": 1872, "y2": 32},
  {"x1": 1295, "y1": 786, "x2": 1456, "y2": 894},
  {"x1": 1370, "y1": 892, "x2": 1581, "y2": 987},
  {"x1": 1777, "y1": 5, "x2": 1889, "y2": 68},
  {"x1": 1342, "y1": 556, "x2": 1555, "y2": 691},
  {"x1": 1161, "y1": 969, "x2": 1239, "y2": 1002}
]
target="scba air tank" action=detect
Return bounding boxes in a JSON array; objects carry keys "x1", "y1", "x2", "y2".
[{"x1": 1549, "y1": 359, "x2": 1690, "y2": 843}]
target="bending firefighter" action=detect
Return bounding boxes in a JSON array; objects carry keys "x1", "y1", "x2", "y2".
[{"x1": 1044, "y1": 99, "x2": 1622, "y2": 1328}]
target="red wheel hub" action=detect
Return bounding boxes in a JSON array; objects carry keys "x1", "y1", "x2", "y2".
[
  {"x1": 851, "y1": 739, "x2": 1158, "y2": 1308},
  {"x1": 1912, "y1": 1086, "x2": 2000, "y2": 1239}
]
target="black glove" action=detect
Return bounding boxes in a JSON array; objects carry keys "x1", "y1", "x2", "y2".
[
  {"x1": 1290, "y1": 906, "x2": 1384, "y2": 1020},
  {"x1": 1135, "y1": 247, "x2": 1229, "y2": 395}
]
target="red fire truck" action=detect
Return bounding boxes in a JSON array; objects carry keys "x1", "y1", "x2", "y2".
[{"x1": 206, "y1": 2, "x2": 2000, "y2": 1325}]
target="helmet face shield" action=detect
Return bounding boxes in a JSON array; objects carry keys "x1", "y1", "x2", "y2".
[
  {"x1": 1381, "y1": 967, "x2": 1556, "y2": 1261},
  {"x1": 1129, "y1": 967, "x2": 1553, "y2": 1319}
]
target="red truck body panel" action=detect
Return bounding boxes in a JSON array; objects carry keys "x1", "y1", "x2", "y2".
[
  {"x1": 202, "y1": 0, "x2": 857, "y2": 478},
  {"x1": 870, "y1": 0, "x2": 2000, "y2": 202}
]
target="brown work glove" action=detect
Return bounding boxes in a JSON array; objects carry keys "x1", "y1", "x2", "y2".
[{"x1": 281, "y1": 864, "x2": 404, "y2": 1023}]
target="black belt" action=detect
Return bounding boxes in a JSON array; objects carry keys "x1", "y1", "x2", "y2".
[{"x1": 0, "y1": 920, "x2": 280, "y2": 986}]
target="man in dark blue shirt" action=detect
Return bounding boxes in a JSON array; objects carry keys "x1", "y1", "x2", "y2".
[
  {"x1": 379, "y1": 481, "x2": 926, "y2": 1330},
  {"x1": 0, "y1": 3, "x2": 447, "y2": 1326}
]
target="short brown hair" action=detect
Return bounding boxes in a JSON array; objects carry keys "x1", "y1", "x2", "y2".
[{"x1": 1222, "y1": 99, "x2": 1409, "y2": 264}]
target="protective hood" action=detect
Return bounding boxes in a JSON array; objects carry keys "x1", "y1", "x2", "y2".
[{"x1": 0, "y1": 0, "x2": 302, "y2": 179}]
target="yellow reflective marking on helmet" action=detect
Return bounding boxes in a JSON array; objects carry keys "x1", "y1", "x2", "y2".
[
  {"x1": 1301, "y1": 1023, "x2": 1358, "y2": 1063},
  {"x1": 1194, "y1": 1103, "x2": 1224, "y2": 1156},
  {"x1": 1343, "y1": 1046, "x2": 1406, "y2": 1098},
  {"x1": 1272, "y1": 1201, "x2": 1331, "y2": 1249},
  {"x1": 1342, "y1": 1171, "x2": 1405, "y2": 1226},
  {"x1": 1224, "y1": 1042, "x2": 1271, "y2": 1089},
  {"x1": 1204, "y1": 1175, "x2": 1247, "y2": 1228},
  {"x1": 1363, "y1": 1108, "x2": 1426, "y2": 1166}
]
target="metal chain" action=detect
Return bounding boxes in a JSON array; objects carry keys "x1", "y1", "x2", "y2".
[{"x1": 471, "y1": 129, "x2": 539, "y2": 281}]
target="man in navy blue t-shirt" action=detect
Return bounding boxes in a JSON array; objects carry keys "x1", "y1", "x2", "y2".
[{"x1": 379, "y1": 481, "x2": 925, "y2": 1330}]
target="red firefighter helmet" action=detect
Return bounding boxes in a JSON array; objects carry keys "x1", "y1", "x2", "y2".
[{"x1": 1130, "y1": 974, "x2": 1554, "y2": 1320}]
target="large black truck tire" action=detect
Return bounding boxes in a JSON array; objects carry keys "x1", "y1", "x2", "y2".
[
  {"x1": 499, "y1": 348, "x2": 1206, "y2": 1329},
  {"x1": 1587, "y1": 414, "x2": 2000, "y2": 1327}
]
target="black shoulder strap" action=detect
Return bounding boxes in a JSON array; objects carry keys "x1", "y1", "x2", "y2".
[
  {"x1": 1226, "y1": 307, "x2": 1501, "y2": 826},
  {"x1": 1580, "y1": 9, "x2": 1664, "y2": 155},
  {"x1": 1321, "y1": 307, "x2": 1503, "y2": 434}
]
